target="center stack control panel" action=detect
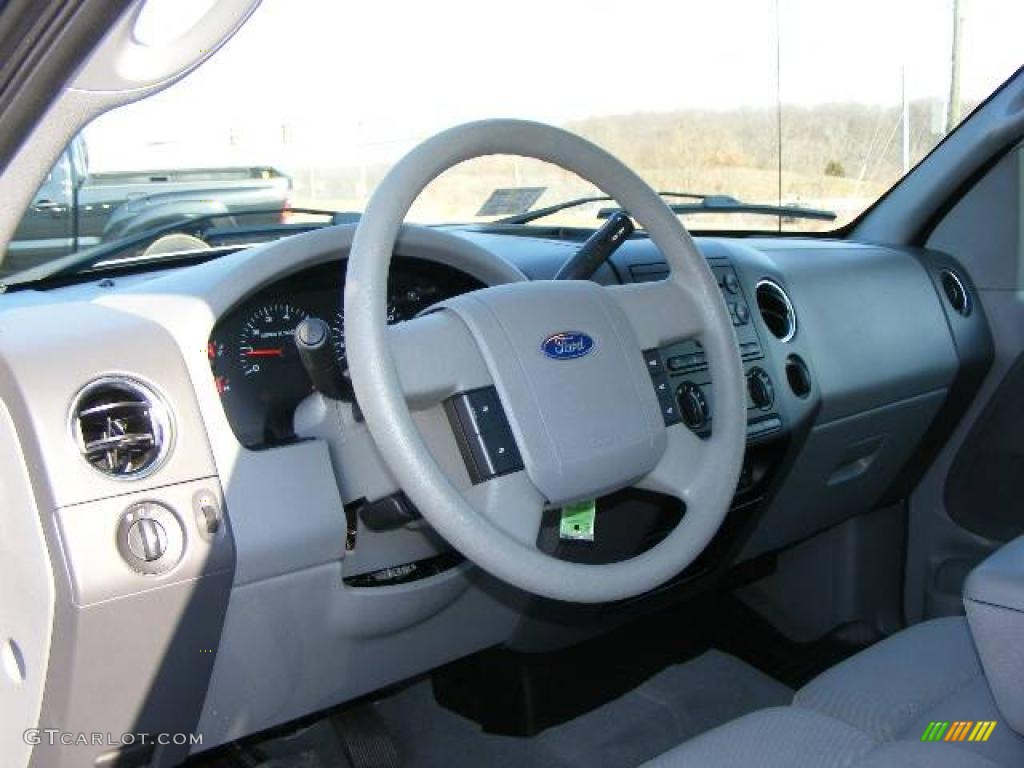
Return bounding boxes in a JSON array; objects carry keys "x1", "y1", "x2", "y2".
[{"x1": 632, "y1": 261, "x2": 783, "y2": 443}]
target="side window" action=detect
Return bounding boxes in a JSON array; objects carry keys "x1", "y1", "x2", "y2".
[
  {"x1": 43, "y1": 150, "x2": 72, "y2": 197},
  {"x1": 3, "y1": 148, "x2": 75, "y2": 276}
]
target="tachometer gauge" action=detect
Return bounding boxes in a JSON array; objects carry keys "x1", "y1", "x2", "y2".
[
  {"x1": 222, "y1": 300, "x2": 314, "y2": 446},
  {"x1": 238, "y1": 302, "x2": 308, "y2": 377}
]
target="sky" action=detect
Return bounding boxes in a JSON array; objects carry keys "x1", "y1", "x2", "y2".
[{"x1": 85, "y1": 0, "x2": 1023, "y2": 172}]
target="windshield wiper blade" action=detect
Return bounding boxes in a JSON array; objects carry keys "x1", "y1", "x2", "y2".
[
  {"x1": 494, "y1": 191, "x2": 709, "y2": 225},
  {"x1": 597, "y1": 195, "x2": 836, "y2": 223}
]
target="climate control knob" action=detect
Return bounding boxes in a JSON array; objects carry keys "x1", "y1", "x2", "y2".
[
  {"x1": 747, "y1": 367, "x2": 775, "y2": 410},
  {"x1": 676, "y1": 381, "x2": 709, "y2": 431}
]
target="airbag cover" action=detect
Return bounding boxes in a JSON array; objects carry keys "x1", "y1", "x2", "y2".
[{"x1": 436, "y1": 280, "x2": 666, "y2": 505}]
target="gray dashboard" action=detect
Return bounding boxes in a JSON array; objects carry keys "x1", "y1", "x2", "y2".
[{"x1": 0, "y1": 222, "x2": 991, "y2": 766}]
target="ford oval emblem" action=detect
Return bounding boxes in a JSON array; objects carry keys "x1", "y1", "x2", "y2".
[{"x1": 541, "y1": 331, "x2": 595, "y2": 360}]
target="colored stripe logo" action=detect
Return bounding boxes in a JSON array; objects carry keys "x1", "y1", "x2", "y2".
[{"x1": 921, "y1": 721, "x2": 997, "y2": 742}]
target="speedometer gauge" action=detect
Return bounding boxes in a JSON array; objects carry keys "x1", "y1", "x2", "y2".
[
  {"x1": 331, "y1": 310, "x2": 346, "y2": 361},
  {"x1": 329, "y1": 301, "x2": 400, "y2": 371}
]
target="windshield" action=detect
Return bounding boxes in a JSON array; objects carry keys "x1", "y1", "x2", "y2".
[{"x1": 3, "y1": 0, "x2": 1021, "y2": 276}]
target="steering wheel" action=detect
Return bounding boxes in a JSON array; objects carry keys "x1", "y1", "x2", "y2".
[{"x1": 344, "y1": 120, "x2": 745, "y2": 603}]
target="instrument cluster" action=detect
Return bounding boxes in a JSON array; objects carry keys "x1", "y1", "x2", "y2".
[{"x1": 208, "y1": 258, "x2": 483, "y2": 448}]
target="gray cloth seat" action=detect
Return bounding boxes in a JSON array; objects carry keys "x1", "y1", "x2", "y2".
[
  {"x1": 639, "y1": 706, "x2": 877, "y2": 767},
  {"x1": 642, "y1": 708, "x2": 999, "y2": 768},
  {"x1": 643, "y1": 617, "x2": 1023, "y2": 767},
  {"x1": 794, "y1": 617, "x2": 982, "y2": 741},
  {"x1": 795, "y1": 616, "x2": 1024, "y2": 766}
]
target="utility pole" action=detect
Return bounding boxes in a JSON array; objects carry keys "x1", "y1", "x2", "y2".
[
  {"x1": 901, "y1": 65, "x2": 910, "y2": 174},
  {"x1": 775, "y1": 0, "x2": 782, "y2": 232},
  {"x1": 946, "y1": 0, "x2": 963, "y2": 133}
]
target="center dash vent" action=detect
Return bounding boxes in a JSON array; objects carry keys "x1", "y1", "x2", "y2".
[
  {"x1": 755, "y1": 279, "x2": 797, "y2": 342},
  {"x1": 71, "y1": 377, "x2": 172, "y2": 478}
]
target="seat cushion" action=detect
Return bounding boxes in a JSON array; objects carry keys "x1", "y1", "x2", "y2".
[
  {"x1": 854, "y1": 741, "x2": 1001, "y2": 768},
  {"x1": 794, "y1": 617, "x2": 982, "y2": 742},
  {"x1": 641, "y1": 708, "x2": 1003, "y2": 768},
  {"x1": 640, "y1": 706, "x2": 876, "y2": 768},
  {"x1": 902, "y1": 674, "x2": 1024, "y2": 768},
  {"x1": 795, "y1": 616, "x2": 1024, "y2": 766},
  {"x1": 645, "y1": 616, "x2": 1024, "y2": 768}
]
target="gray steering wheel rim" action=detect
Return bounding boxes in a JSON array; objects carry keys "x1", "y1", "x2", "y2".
[{"x1": 345, "y1": 119, "x2": 745, "y2": 603}]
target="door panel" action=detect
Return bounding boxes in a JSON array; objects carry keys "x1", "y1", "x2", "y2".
[
  {"x1": 905, "y1": 145, "x2": 1024, "y2": 623},
  {"x1": 946, "y1": 354, "x2": 1024, "y2": 542}
]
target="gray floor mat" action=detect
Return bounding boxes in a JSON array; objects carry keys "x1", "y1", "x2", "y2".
[{"x1": 376, "y1": 650, "x2": 793, "y2": 768}]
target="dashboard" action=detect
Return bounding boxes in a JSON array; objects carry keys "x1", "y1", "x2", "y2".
[
  {"x1": 0, "y1": 220, "x2": 993, "y2": 765},
  {"x1": 207, "y1": 258, "x2": 483, "y2": 447}
]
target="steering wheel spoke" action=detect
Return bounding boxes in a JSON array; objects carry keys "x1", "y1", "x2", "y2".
[
  {"x1": 606, "y1": 279, "x2": 705, "y2": 348},
  {"x1": 463, "y1": 471, "x2": 546, "y2": 547},
  {"x1": 634, "y1": 423, "x2": 709, "y2": 505},
  {"x1": 388, "y1": 309, "x2": 493, "y2": 409}
]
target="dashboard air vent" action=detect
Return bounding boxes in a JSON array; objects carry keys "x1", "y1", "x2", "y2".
[
  {"x1": 939, "y1": 269, "x2": 971, "y2": 316},
  {"x1": 755, "y1": 279, "x2": 797, "y2": 342},
  {"x1": 71, "y1": 377, "x2": 172, "y2": 478}
]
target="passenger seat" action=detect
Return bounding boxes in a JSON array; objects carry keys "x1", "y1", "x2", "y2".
[
  {"x1": 642, "y1": 701, "x2": 1001, "y2": 767},
  {"x1": 643, "y1": 538, "x2": 1024, "y2": 767},
  {"x1": 794, "y1": 617, "x2": 1019, "y2": 763}
]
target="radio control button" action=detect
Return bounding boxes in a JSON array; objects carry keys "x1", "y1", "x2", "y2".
[
  {"x1": 677, "y1": 382, "x2": 709, "y2": 431},
  {"x1": 747, "y1": 368, "x2": 775, "y2": 409}
]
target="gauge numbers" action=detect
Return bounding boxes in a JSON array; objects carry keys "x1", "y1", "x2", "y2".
[{"x1": 238, "y1": 302, "x2": 308, "y2": 378}]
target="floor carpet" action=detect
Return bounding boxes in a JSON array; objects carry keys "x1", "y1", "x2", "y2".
[{"x1": 375, "y1": 649, "x2": 792, "y2": 768}]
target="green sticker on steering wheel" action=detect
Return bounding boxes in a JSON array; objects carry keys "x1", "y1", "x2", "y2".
[{"x1": 560, "y1": 500, "x2": 596, "y2": 542}]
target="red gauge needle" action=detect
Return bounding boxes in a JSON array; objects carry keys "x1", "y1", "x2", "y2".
[{"x1": 244, "y1": 348, "x2": 284, "y2": 357}]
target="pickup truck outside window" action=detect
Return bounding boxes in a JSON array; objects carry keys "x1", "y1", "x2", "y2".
[{"x1": 4, "y1": 135, "x2": 290, "y2": 274}]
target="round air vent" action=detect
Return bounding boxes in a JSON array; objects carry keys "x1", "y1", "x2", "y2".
[
  {"x1": 939, "y1": 269, "x2": 971, "y2": 316},
  {"x1": 785, "y1": 354, "x2": 812, "y2": 398},
  {"x1": 755, "y1": 279, "x2": 797, "y2": 342},
  {"x1": 70, "y1": 377, "x2": 172, "y2": 478}
]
